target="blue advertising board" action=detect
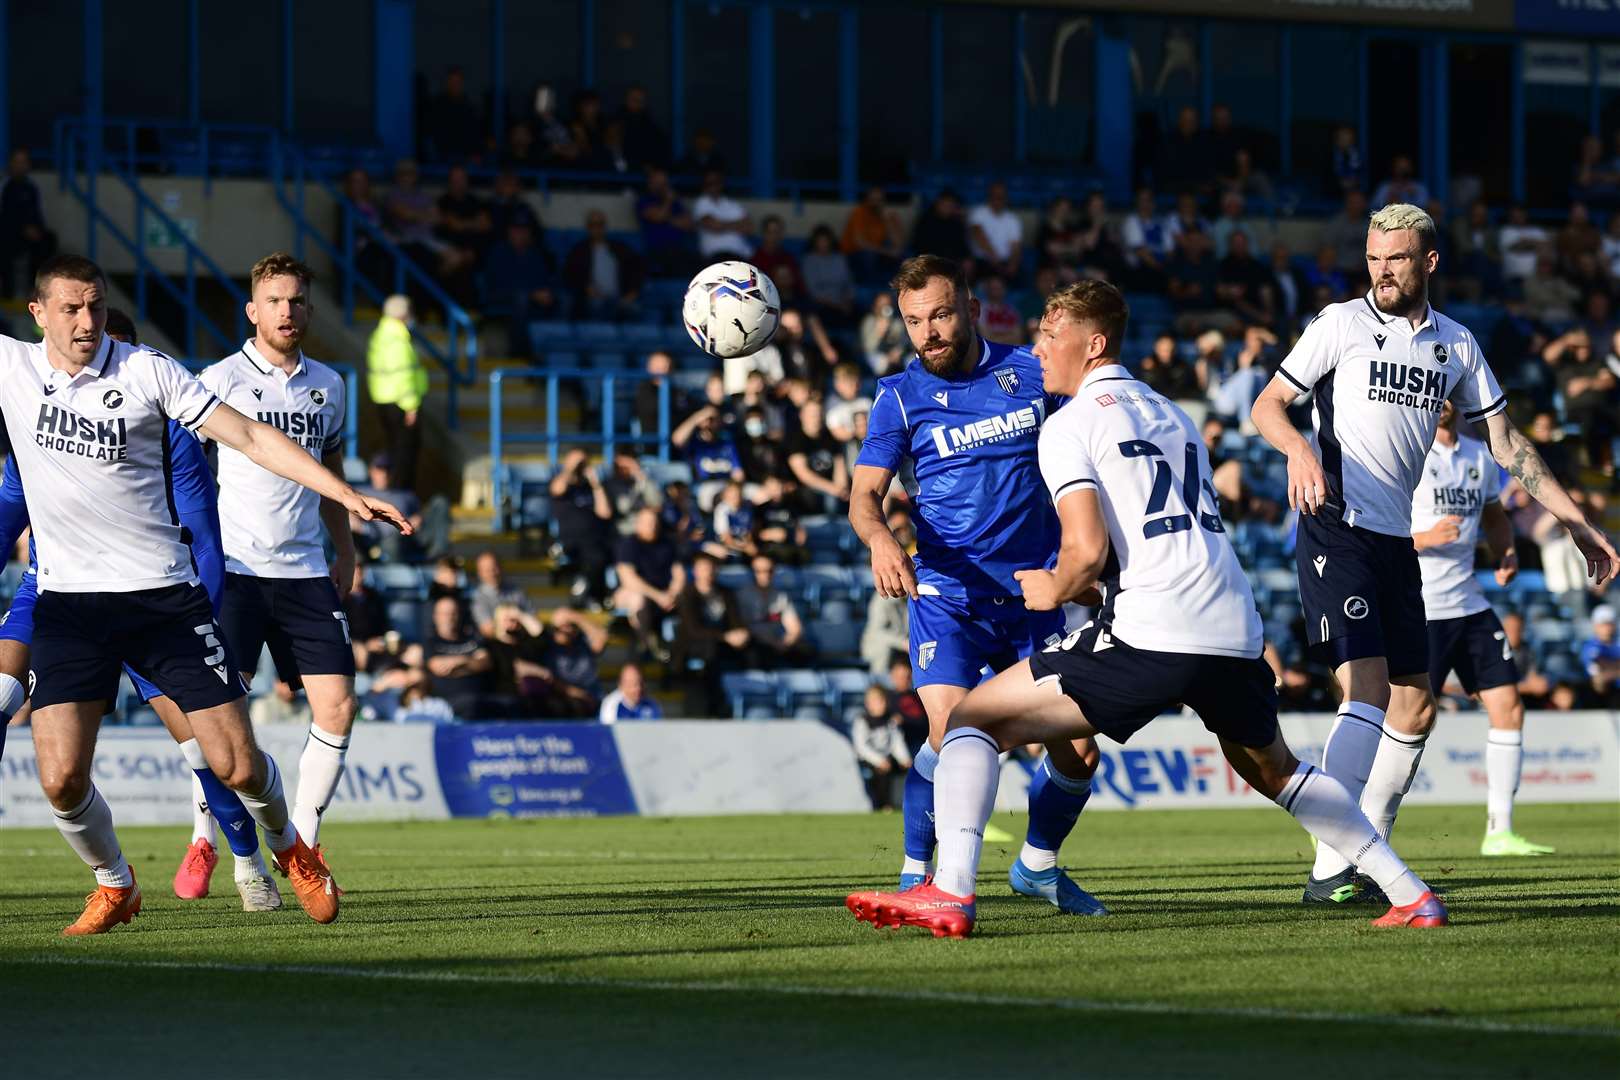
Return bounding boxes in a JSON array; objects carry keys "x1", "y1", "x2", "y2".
[{"x1": 432, "y1": 724, "x2": 639, "y2": 818}]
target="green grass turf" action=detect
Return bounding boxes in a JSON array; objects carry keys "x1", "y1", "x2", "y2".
[{"x1": 2, "y1": 802, "x2": 1616, "y2": 1079}]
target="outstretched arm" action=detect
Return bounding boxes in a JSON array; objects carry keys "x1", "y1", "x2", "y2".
[{"x1": 1477, "y1": 411, "x2": 1616, "y2": 586}]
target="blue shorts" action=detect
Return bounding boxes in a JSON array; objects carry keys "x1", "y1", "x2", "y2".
[
  {"x1": 1, "y1": 569, "x2": 165, "y2": 703},
  {"x1": 1428, "y1": 608, "x2": 1519, "y2": 696},
  {"x1": 908, "y1": 592, "x2": 1066, "y2": 689}
]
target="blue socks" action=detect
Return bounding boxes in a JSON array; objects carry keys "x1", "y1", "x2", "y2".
[
  {"x1": 178, "y1": 738, "x2": 260, "y2": 858},
  {"x1": 902, "y1": 742, "x2": 939, "y2": 863},
  {"x1": 1024, "y1": 756, "x2": 1092, "y2": 858}
]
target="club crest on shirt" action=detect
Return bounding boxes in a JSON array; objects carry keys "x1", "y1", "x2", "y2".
[
  {"x1": 994, "y1": 368, "x2": 1021, "y2": 395},
  {"x1": 101, "y1": 390, "x2": 124, "y2": 410},
  {"x1": 1433, "y1": 343, "x2": 1448, "y2": 365},
  {"x1": 310, "y1": 388, "x2": 327, "y2": 406},
  {"x1": 1344, "y1": 596, "x2": 1370, "y2": 620},
  {"x1": 918, "y1": 641, "x2": 936, "y2": 671}
]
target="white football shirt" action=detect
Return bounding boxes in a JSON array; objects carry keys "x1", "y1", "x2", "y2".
[
  {"x1": 1038, "y1": 364, "x2": 1263, "y2": 658},
  {"x1": 199, "y1": 342, "x2": 346, "y2": 578},
  {"x1": 1410, "y1": 432, "x2": 1501, "y2": 621},
  {"x1": 0, "y1": 334, "x2": 221, "y2": 593},
  {"x1": 1273, "y1": 291, "x2": 1506, "y2": 537}
]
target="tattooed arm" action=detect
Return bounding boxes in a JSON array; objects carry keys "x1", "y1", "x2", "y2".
[{"x1": 1477, "y1": 411, "x2": 1618, "y2": 586}]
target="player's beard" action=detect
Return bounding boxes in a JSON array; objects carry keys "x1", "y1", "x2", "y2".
[
  {"x1": 260, "y1": 323, "x2": 306, "y2": 355},
  {"x1": 1371, "y1": 272, "x2": 1427, "y2": 319},
  {"x1": 917, "y1": 327, "x2": 973, "y2": 377}
]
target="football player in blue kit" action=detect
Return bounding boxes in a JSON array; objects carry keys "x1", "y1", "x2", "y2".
[{"x1": 848, "y1": 255, "x2": 1104, "y2": 914}]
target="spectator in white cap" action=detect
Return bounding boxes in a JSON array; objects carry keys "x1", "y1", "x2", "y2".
[{"x1": 1579, "y1": 605, "x2": 1620, "y2": 705}]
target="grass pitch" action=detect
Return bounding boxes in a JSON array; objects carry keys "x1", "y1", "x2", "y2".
[{"x1": 2, "y1": 802, "x2": 1616, "y2": 1079}]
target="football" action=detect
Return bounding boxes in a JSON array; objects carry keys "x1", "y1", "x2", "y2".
[{"x1": 682, "y1": 260, "x2": 780, "y2": 359}]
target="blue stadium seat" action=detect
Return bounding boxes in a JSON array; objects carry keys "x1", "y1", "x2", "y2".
[
  {"x1": 642, "y1": 460, "x2": 694, "y2": 488},
  {"x1": 824, "y1": 668, "x2": 871, "y2": 715},
  {"x1": 818, "y1": 598, "x2": 854, "y2": 623},
  {"x1": 371, "y1": 563, "x2": 426, "y2": 597},
  {"x1": 801, "y1": 565, "x2": 855, "y2": 605},
  {"x1": 722, "y1": 671, "x2": 781, "y2": 718},
  {"x1": 812, "y1": 620, "x2": 863, "y2": 660},
  {"x1": 716, "y1": 564, "x2": 752, "y2": 593},
  {"x1": 528, "y1": 321, "x2": 576, "y2": 347},
  {"x1": 575, "y1": 322, "x2": 623, "y2": 344},
  {"x1": 779, "y1": 670, "x2": 829, "y2": 713},
  {"x1": 343, "y1": 456, "x2": 368, "y2": 484},
  {"x1": 385, "y1": 599, "x2": 426, "y2": 643}
]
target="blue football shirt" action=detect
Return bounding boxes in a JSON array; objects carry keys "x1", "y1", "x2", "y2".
[{"x1": 855, "y1": 338, "x2": 1059, "y2": 597}]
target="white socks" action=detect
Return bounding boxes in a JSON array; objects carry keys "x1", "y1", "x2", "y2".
[
  {"x1": 912, "y1": 741, "x2": 938, "y2": 782},
  {"x1": 1486, "y1": 729, "x2": 1523, "y2": 835},
  {"x1": 1018, "y1": 843, "x2": 1058, "y2": 872},
  {"x1": 0, "y1": 672, "x2": 24, "y2": 719},
  {"x1": 235, "y1": 852, "x2": 272, "y2": 883},
  {"x1": 179, "y1": 741, "x2": 218, "y2": 845},
  {"x1": 1309, "y1": 703, "x2": 1386, "y2": 879},
  {"x1": 232, "y1": 751, "x2": 298, "y2": 854},
  {"x1": 1360, "y1": 723, "x2": 1428, "y2": 841},
  {"x1": 1276, "y1": 763, "x2": 1425, "y2": 907},
  {"x1": 53, "y1": 786, "x2": 133, "y2": 889},
  {"x1": 931, "y1": 728, "x2": 1003, "y2": 898},
  {"x1": 293, "y1": 725, "x2": 350, "y2": 846}
]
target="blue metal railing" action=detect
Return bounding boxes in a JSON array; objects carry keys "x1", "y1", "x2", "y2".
[
  {"x1": 56, "y1": 127, "x2": 250, "y2": 358},
  {"x1": 489, "y1": 368, "x2": 672, "y2": 527},
  {"x1": 269, "y1": 142, "x2": 479, "y2": 426}
]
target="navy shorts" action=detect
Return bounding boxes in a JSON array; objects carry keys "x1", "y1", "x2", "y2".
[
  {"x1": 222, "y1": 573, "x2": 356, "y2": 688},
  {"x1": 29, "y1": 583, "x2": 247, "y2": 713},
  {"x1": 1294, "y1": 514, "x2": 1428, "y2": 679},
  {"x1": 1427, "y1": 608, "x2": 1519, "y2": 696},
  {"x1": 909, "y1": 592, "x2": 1066, "y2": 690},
  {"x1": 1027, "y1": 621, "x2": 1280, "y2": 748},
  {"x1": 4, "y1": 569, "x2": 169, "y2": 704}
]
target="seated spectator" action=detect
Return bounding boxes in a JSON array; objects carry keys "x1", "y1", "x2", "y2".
[
  {"x1": 860, "y1": 291, "x2": 909, "y2": 375},
  {"x1": 344, "y1": 555, "x2": 392, "y2": 675},
  {"x1": 732, "y1": 369, "x2": 786, "y2": 435},
  {"x1": 1542, "y1": 328, "x2": 1617, "y2": 476},
  {"x1": 1580, "y1": 604, "x2": 1620, "y2": 706},
  {"x1": 1215, "y1": 231, "x2": 1274, "y2": 327},
  {"x1": 739, "y1": 406, "x2": 790, "y2": 485},
  {"x1": 1073, "y1": 191, "x2": 1125, "y2": 280},
  {"x1": 435, "y1": 164, "x2": 493, "y2": 267},
  {"x1": 841, "y1": 185, "x2": 905, "y2": 283},
  {"x1": 352, "y1": 454, "x2": 424, "y2": 563},
  {"x1": 1157, "y1": 105, "x2": 1208, "y2": 195},
  {"x1": 1302, "y1": 244, "x2": 1349, "y2": 301},
  {"x1": 852, "y1": 685, "x2": 912, "y2": 809},
  {"x1": 911, "y1": 188, "x2": 972, "y2": 264},
  {"x1": 1372, "y1": 154, "x2": 1429, "y2": 208},
  {"x1": 549, "y1": 450, "x2": 614, "y2": 605},
  {"x1": 801, "y1": 224, "x2": 857, "y2": 326},
  {"x1": 659, "y1": 479, "x2": 707, "y2": 560},
  {"x1": 1327, "y1": 124, "x2": 1364, "y2": 198},
  {"x1": 1167, "y1": 191, "x2": 1210, "y2": 250},
  {"x1": 421, "y1": 67, "x2": 483, "y2": 163},
  {"x1": 615, "y1": 508, "x2": 685, "y2": 661},
  {"x1": 619, "y1": 85, "x2": 670, "y2": 173},
  {"x1": 0, "y1": 149, "x2": 58, "y2": 298},
  {"x1": 1523, "y1": 251, "x2": 1580, "y2": 322},
  {"x1": 538, "y1": 606, "x2": 608, "y2": 713},
  {"x1": 976, "y1": 275, "x2": 1023, "y2": 344},
  {"x1": 499, "y1": 121, "x2": 544, "y2": 171},
  {"x1": 886, "y1": 653, "x2": 928, "y2": 753},
  {"x1": 634, "y1": 351, "x2": 683, "y2": 439},
  {"x1": 1205, "y1": 103, "x2": 1245, "y2": 189},
  {"x1": 968, "y1": 181, "x2": 1023, "y2": 282},
  {"x1": 340, "y1": 167, "x2": 389, "y2": 291},
  {"x1": 1320, "y1": 189, "x2": 1370, "y2": 278},
  {"x1": 636, "y1": 166, "x2": 692, "y2": 278},
  {"x1": 693, "y1": 170, "x2": 753, "y2": 259},
  {"x1": 484, "y1": 604, "x2": 562, "y2": 717},
  {"x1": 563, "y1": 209, "x2": 644, "y2": 321},
  {"x1": 249, "y1": 679, "x2": 314, "y2": 728},
  {"x1": 1500, "y1": 611, "x2": 1551, "y2": 708},
  {"x1": 1449, "y1": 199, "x2": 1501, "y2": 301},
  {"x1": 526, "y1": 83, "x2": 579, "y2": 165},
  {"x1": 746, "y1": 475, "x2": 811, "y2": 565},
  {"x1": 1138, "y1": 333, "x2": 1201, "y2": 400},
  {"x1": 1209, "y1": 325, "x2": 1276, "y2": 429},
  {"x1": 1034, "y1": 195, "x2": 1083, "y2": 277},
  {"x1": 605, "y1": 452, "x2": 666, "y2": 528},
  {"x1": 426, "y1": 555, "x2": 465, "y2": 606},
  {"x1": 711, "y1": 480, "x2": 757, "y2": 559},
  {"x1": 695, "y1": 370, "x2": 739, "y2": 430},
  {"x1": 752, "y1": 215, "x2": 803, "y2": 306},
  {"x1": 1166, "y1": 230, "x2": 1229, "y2": 335},
  {"x1": 1270, "y1": 241, "x2": 1304, "y2": 328},
  {"x1": 482, "y1": 218, "x2": 557, "y2": 356},
  {"x1": 1526, "y1": 410, "x2": 1577, "y2": 489},
  {"x1": 1557, "y1": 201, "x2": 1603, "y2": 273},
  {"x1": 673, "y1": 406, "x2": 744, "y2": 510},
  {"x1": 1227, "y1": 147, "x2": 1275, "y2": 207},
  {"x1": 599, "y1": 663, "x2": 663, "y2": 723},
  {"x1": 1534, "y1": 490, "x2": 1609, "y2": 615},
  {"x1": 1209, "y1": 190, "x2": 1251, "y2": 259},
  {"x1": 786, "y1": 399, "x2": 850, "y2": 512},
  {"x1": 1121, "y1": 187, "x2": 1174, "y2": 291},
  {"x1": 750, "y1": 307, "x2": 839, "y2": 387},
  {"x1": 488, "y1": 169, "x2": 541, "y2": 236},
  {"x1": 738, "y1": 554, "x2": 809, "y2": 665},
  {"x1": 384, "y1": 158, "x2": 470, "y2": 282},
  {"x1": 1498, "y1": 204, "x2": 1548, "y2": 282},
  {"x1": 579, "y1": 118, "x2": 633, "y2": 183},
  {"x1": 825, "y1": 363, "x2": 873, "y2": 443},
  {"x1": 470, "y1": 549, "x2": 534, "y2": 638},
  {"x1": 861, "y1": 584, "x2": 910, "y2": 678},
  {"x1": 672, "y1": 554, "x2": 751, "y2": 716},
  {"x1": 417, "y1": 595, "x2": 493, "y2": 719},
  {"x1": 568, "y1": 89, "x2": 607, "y2": 167},
  {"x1": 674, "y1": 127, "x2": 727, "y2": 176}
]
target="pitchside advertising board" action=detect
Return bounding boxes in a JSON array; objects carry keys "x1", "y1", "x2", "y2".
[{"x1": 1, "y1": 715, "x2": 1614, "y2": 827}]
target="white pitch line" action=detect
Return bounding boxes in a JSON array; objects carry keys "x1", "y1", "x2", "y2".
[{"x1": 7, "y1": 955, "x2": 1615, "y2": 1040}]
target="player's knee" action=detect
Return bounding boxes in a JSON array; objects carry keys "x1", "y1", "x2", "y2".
[
  {"x1": 39, "y1": 764, "x2": 90, "y2": 809},
  {"x1": 216, "y1": 756, "x2": 259, "y2": 791}
]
